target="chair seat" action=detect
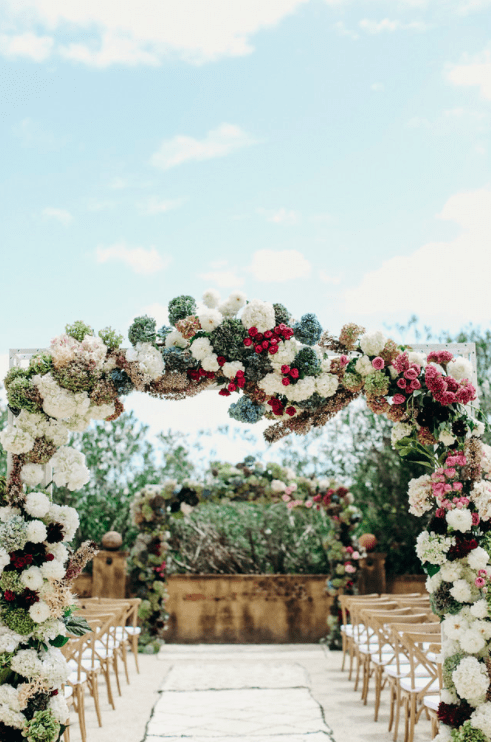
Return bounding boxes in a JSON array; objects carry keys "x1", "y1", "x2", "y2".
[
  {"x1": 115, "y1": 626, "x2": 141, "y2": 637},
  {"x1": 423, "y1": 695, "x2": 440, "y2": 712},
  {"x1": 64, "y1": 686, "x2": 73, "y2": 700},
  {"x1": 68, "y1": 670, "x2": 87, "y2": 684},
  {"x1": 400, "y1": 676, "x2": 439, "y2": 693}
]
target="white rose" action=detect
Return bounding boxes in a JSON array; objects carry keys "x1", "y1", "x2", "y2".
[
  {"x1": 190, "y1": 337, "x2": 213, "y2": 361},
  {"x1": 471, "y1": 599, "x2": 489, "y2": 619},
  {"x1": 26, "y1": 520, "x2": 48, "y2": 544},
  {"x1": 29, "y1": 601, "x2": 51, "y2": 624},
  {"x1": 165, "y1": 330, "x2": 189, "y2": 349},
  {"x1": 198, "y1": 309, "x2": 223, "y2": 332},
  {"x1": 21, "y1": 566, "x2": 44, "y2": 591},
  {"x1": 202, "y1": 289, "x2": 221, "y2": 308},
  {"x1": 201, "y1": 355, "x2": 220, "y2": 372},
  {"x1": 467, "y1": 546, "x2": 489, "y2": 571},
  {"x1": 446, "y1": 508, "x2": 473, "y2": 533}
]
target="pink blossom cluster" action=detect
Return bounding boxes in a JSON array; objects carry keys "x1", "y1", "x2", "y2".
[
  {"x1": 427, "y1": 350, "x2": 454, "y2": 365},
  {"x1": 391, "y1": 352, "x2": 422, "y2": 399},
  {"x1": 431, "y1": 453, "x2": 481, "y2": 522},
  {"x1": 425, "y1": 364, "x2": 476, "y2": 407},
  {"x1": 344, "y1": 546, "x2": 361, "y2": 574}
]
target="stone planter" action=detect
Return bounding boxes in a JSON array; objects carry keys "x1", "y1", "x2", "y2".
[{"x1": 165, "y1": 574, "x2": 333, "y2": 644}]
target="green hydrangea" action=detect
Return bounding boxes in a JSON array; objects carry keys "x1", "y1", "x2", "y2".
[
  {"x1": 430, "y1": 582, "x2": 463, "y2": 616},
  {"x1": 0, "y1": 516, "x2": 28, "y2": 552},
  {"x1": 6, "y1": 377, "x2": 41, "y2": 413},
  {"x1": 4, "y1": 367, "x2": 30, "y2": 388},
  {"x1": 243, "y1": 353, "x2": 273, "y2": 383},
  {"x1": 161, "y1": 348, "x2": 198, "y2": 373},
  {"x1": 128, "y1": 315, "x2": 157, "y2": 346},
  {"x1": 52, "y1": 363, "x2": 97, "y2": 392},
  {"x1": 209, "y1": 318, "x2": 248, "y2": 358},
  {"x1": 364, "y1": 370, "x2": 390, "y2": 396},
  {"x1": 273, "y1": 303, "x2": 291, "y2": 326},
  {"x1": 296, "y1": 392, "x2": 327, "y2": 410},
  {"x1": 293, "y1": 347, "x2": 320, "y2": 378},
  {"x1": 342, "y1": 372, "x2": 364, "y2": 392},
  {"x1": 0, "y1": 650, "x2": 14, "y2": 669},
  {"x1": 0, "y1": 570, "x2": 24, "y2": 593},
  {"x1": 451, "y1": 722, "x2": 488, "y2": 742},
  {"x1": 65, "y1": 320, "x2": 94, "y2": 342},
  {"x1": 3, "y1": 608, "x2": 36, "y2": 635},
  {"x1": 98, "y1": 326, "x2": 123, "y2": 350},
  {"x1": 28, "y1": 353, "x2": 53, "y2": 377},
  {"x1": 168, "y1": 295, "x2": 197, "y2": 326},
  {"x1": 23, "y1": 709, "x2": 60, "y2": 742},
  {"x1": 443, "y1": 653, "x2": 466, "y2": 694}
]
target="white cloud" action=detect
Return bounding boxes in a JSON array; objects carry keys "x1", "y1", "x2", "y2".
[
  {"x1": 248, "y1": 249, "x2": 311, "y2": 282},
  {"x1": 257, "y1": 207, "x2": 300, "y2": 225},
  {"x1": 138, "y1": 196, "x2": 185, "y2": 215},
  {"x1": 371, "y1": 82, "x2": 385, "y2": 92},
  {"x1": 446, "y1": 48, "x2": 491, "y2": 101},
  {"x1": 359, "y1": 19, "x2": 428, "y2": 33},
  {"x1": 12, "y1": 118, "x2": 62, "y2": 149},
  {"x1": 0, "y1": 32, "x2": 53, "y2": 61},
  {"x1": 150, "y1": 123, "x2": 256, "y2": 170},
  {"x1": 2, "y1": 0, "x2": 308, "y2": 65},
  {"x1": 41, "y1": 207, "x2": 72, "y2": 225},
  {"x1": 344, "y1": 188, "x2": 491, "y2": 323},
  {"x1": 140, "y1": 303, "x2": 170, "y2": 327},
  {"x1": 333, "y1": 21, "x2": 359, "y2": 40},
  {"x1": 200, "y1": 270, "x2": 245, "y2": 288},
  {"x1": 95, "y1": 243, "x2": 171, "y2": 274},
  {"x1": 407, "y1": 107, "x2": 489, "y2": 134},
  {"x1": 319, "y1": 270, "x2": 341, "y2": 285}
]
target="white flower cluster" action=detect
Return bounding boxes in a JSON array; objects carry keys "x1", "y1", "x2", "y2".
[
  {"x1": 391, "y1": 422, "x2": 414, "y2": 449},
  {"x1": 415, "y1": 531, "x2": 455, "y2": 566},
  {"x1": 50, "y1": 333, "x2": 107, "y2": 370},
  {"x1": 241, "y1": 299, "x2": 276, "y2": 333},
  {"x1": 50, "y1": 446, "x2": 90, "y2": 491},
  {"x1": 446, "y1": 508, "x2": 473, "y2": 533},
  {"x1": 0, "y1": 684, "x2": 25, "y2": 729},
  {"x1": 33, "y1": 373, "x2": 91, "y2": 420},
  {"x1": 45, "y1": 502, "x2": 80, "y2": 541},
  {"x1": 126, "y1": 342, "x2": 164, "y2": 381},
  {"x1": 407, "y1": 474, "x2": 433, "y2": 517},
  {"x1": 359, "y1": 331, "x2": 386, "y2": 356},
  {"x1": 355, "y1": 356, "x2": 376, "y2": 377},
  {"x1": 0, "y1": 425, "x2": 34, "y2": 454},
  {"x1": 16, "y1": 409, "x2": 70, "y2": 446},
  {"x1": 316, "y1": 373, "x2": 339, "y2": 398},
  {"x1": 447, "y1": 356, "x2": 474, "y2": 382},
  {"x1": 471, "y1": 479, "x2": 491, "y2": 521},
  {"x1": 470, "y1": 702, "x2": 491, "y2": 738},
  {"x1": 452, "y1": 655, "x2": 489, "y2": 705}
]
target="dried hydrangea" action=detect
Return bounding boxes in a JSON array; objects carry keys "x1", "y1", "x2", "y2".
[
  {"x1": 128, "y1": 315, "x2": 157, "y2": 346},
  {"x1": 168, "y1": 295, "x2": 197, "y2": 327},
  {"x1": 65, "y1": 320, "x2": 94, "y2": 342}
]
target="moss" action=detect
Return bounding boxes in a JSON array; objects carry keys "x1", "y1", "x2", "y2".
[{"x1": 3, "y1": 607, "x2": 36, "y2": 635}]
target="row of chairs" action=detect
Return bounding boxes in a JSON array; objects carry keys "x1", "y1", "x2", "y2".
[
  {"x1": 339, "y1": 592, "x2": 441, "y2": 742},
  {"x1": 62, "y1": 597, "x2": 142, "y2": 742}
]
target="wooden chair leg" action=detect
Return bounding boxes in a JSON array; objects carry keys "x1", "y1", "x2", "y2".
[
  {"x1": 113, "y1": 653, "x2": 122, "y2": 696},
  {"x1": 102, "y1": 664, "x2": 116, "y2": 709},
  {"x1": 89, "y1": 674, "x2": 103, "y2": 727},
  {"x1": 393, "y1": 686, "x2": 402, "y2": 742},
  {"x1": 121, "y1": 642, "x2": 130, "y2": 685}
]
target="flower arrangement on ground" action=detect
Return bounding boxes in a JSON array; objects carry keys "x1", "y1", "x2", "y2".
[{"x1": 0, "y1": 290, "x2": 487, "y2": 741}]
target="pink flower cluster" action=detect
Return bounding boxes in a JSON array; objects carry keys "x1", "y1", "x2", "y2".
[
  {"x1": 425, "y1": 364, "x2": 476, "y2": 407},
  {"x1": 432, "y1": 453, "x2": 476, "y2": 518},
  {"x1": 427, "y1": 350, "x2": 454, "y2": 365},
  {"x1": 391, "y1": 353, "x2": 422, "y2": 398}
]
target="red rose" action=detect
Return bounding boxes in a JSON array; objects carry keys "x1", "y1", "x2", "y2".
[
  {"x1": 255, "y1": 345, "x2": 263, "y2": 354},
  {"x1": 262, "y1": 340, "x2": 269, "y2": 349},
  {"x1": 274, "y1": 327, "x2": 282, "y2": 335},
  {"x1": 285, "y1": 406, "x2": 296, "y2": 416},
  {"x1": 290, "y1": 368, "x2": 299, "y2": 379},
  {"x1": 205, "y1": 372, "x2": 215, "y2": 379},
  {"x1": 268, "y1": 346, "x2": 278, "y2": 354},
  {"x1": 243, "y1": 338, "x2": 253, "y2": 347},
  {"x1": 281, "y1": 365, "x2": 290, "y2": 374},
  {"x1": 4, "y1": 591, "x2": 15, "y2": 602},
  {"x1": 270, "y1": 337, "x2": 278, "y2": 345},
  {"x1": 279, "y1": 323, "x2": 287, "y2": 331},
  {"x1": 397, "y1": 378, "x2": 407, "y2": 389},
  {"x1": 282, "y1": 378, "x2": 290, "y2": 386},
  {"x1": 237, "y1": 377, "x2": 245, "y2": 388},
  {"x1": 228, "y1": 383, "x2": 237, "y2": 392},
  {"x1": 248, "y1": 327, "x2": 258, "y2": 337},
  {"x1": 236, "y1": 370, "x2": 245, "y2": 378},
  {"x1": 217, "y1": 356, "x2": 226, "y2": 366},
  {"x1": 219, "y1": 389, "x2": 231, "y2": 396},
  {"x1": 392, "y1": 394, "x2": 406, "y2": 405},
  {"x1": 256, "y1": 333, "x2": 264, "y2": 342},
  {"x1": 264, "y1": 331, "x2": 273, "y2": 338}
]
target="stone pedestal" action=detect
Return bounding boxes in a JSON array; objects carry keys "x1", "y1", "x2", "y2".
[
  {"x1": 92, "y1": 550, "x2": 128, "y2": 599},
  {"x1": 358, "y1": 552, "x2": 387, "y2": 594}
]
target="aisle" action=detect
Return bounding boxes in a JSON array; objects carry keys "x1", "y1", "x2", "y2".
[{"x1": 145, "y1": 645, "x2": 334, "y2": 742}]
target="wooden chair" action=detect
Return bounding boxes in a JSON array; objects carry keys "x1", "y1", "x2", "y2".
[
  {"x1": 62, "y1": 631, "x2": 95, "y2": 742},
  {"x1": 348, "y1": 600, "x2": 399, "y2": 689},
  {"x1": 339, "y1": 593, "x2": 379, "y2": 672},
  {"x1": 75, "y1": 606, "x2": 124, "y2": 706}
]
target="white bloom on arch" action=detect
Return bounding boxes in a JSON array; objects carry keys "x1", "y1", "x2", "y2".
[
  {"x1": 241, "y1": 298, "x2": 275, "y2": 332},
  {"x1": 190, "y1": 337, "x2": 213, "y2": 361},
  {"x1": 447, "y1": 356, "x2": 473, "y2": 382},
  {"x1": 20, "y1": 463, "x2": 45, "y2": 487},
  {"x1": 198, "y1": 308, "x2": 223, "y2": 331},
  {"x1": 202, "y1": 288, "x2": 221, "y2": 308},
  {"x1": 50, "y1": 446, "x2": 90, "y2": 491},
  {"x1": 446, "y1": 508, "x2": 473, "y2": 533},
  {"x1": 125, "y1": 342, "x2": 164, "y2": 380},
  {"x1": 359, "y1": 331, "x2": 386, "y2": 356},
  {"x1": 0, "y1": 425, "x2": 34, "y2": 454},
  {"x1": 355, "y1": 355, "x2": 376, "y2": 377},
  {"x1": 315, "y1": 373, "x2": 339, "y2": 398}
]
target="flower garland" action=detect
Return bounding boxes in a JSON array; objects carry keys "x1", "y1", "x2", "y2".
[{"x1": 0, "y1": 292, "x2": 487, "y2": 741}]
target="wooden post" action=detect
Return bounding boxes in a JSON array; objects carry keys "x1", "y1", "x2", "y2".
[
  {"x1": 92, "y1": 550, "x2": 128, "y2": 599},
  {"x1": 358, "y1": 552, "x2": 387, "y2": 594}
]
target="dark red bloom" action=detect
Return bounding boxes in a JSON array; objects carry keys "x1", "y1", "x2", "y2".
[
  {"x1": 437, "y1": 701, "x2": 472, "y2": 728},
  {"x1": 255, "y1": 345, "x2": 263, "y2": 354},
  {"x1": 248, "y1": 327, "x2": 258, "y2": 337},
  {"x1": 18, "y1": 589, "x2": 39, "y2": 609},
  {"x1": 4, "y1": 591, "x2": 16, "y2": 602},
  {"x1": 448, "y1": 537, "x2": 478, "y2": 561},
  {"x1": 10, "y1": 552, "x2": 33, "y2": 570},
  {"x1": 282, "y1": 378, "x2": 290, "y2": 386},
  {"x1": 268, "y1": 346, "x2": 278, "y2": 354},
  {"x1": 217, "y1": 356, "x2": 226, "y2": 366},
  {"x1": 44, "y1": 553, "x2": 55, "y2": 562},
  {"x1": 290, "y1": 368, "x2": 299, "y2": 379},
  {"x1": 264, "y1": 331, "x2": 273, "y2": 338},
  {"x1": 237, "y1": 377, "x2": 246, "y2": 388},
  {"x1": 285, "y1": 406, "x2": 296, "y2": 416},
  {"x1": 243, "y1": 338, "x2": 253, "y2": 347},
  {"x1": 46, "y1": 523, "x2": 65, "y2": 544},
  {"x1": 262, "y1": 340, "x2": 269, "y2": 349}
]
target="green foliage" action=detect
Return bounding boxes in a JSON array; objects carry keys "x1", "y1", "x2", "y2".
[
  {"x1": 273, "y1": 303, "x2": 291, "y2": 326},
  {"x1": 167, "y1": 502, "x2": 335, "y2": 575},
  {"x1": 98, "y1": 326, "x2": 124, "y2": 350},
  {"x1": 209, "y1": 318, "x2": 248, "y2": 358},
  {"x1": 128, "y1": 315, "x2": 156, "y2": 346},
  {"x1": 65, "y1": 320, "x2": 94, "y2": 342},
  {"x1": 293, "y1": 347, "x2": 320, "y2": 377},
  {"x1": 168, "y1": 295, "x2": 197, "y2": 326},
  {"x1": 52, "y1": 363, "x2": 96, "y2": 393},
  {"x1": 6, "y1": 376, "x2": 41, "y2": 413},
  {"x1": 64, "y1": 614, "x2": 92, "y2": 636},
  {"x1": 28, "y1": 352, "x2": 53, "y2": 377}
]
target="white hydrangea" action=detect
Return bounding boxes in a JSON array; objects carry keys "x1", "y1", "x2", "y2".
[
  {"x1": 355, "y1": 355, "x2": 376, "y2": 377},
  {"x1": 425, "y1": 569, "x2": 441, "y2": 594},
  {"x1": 433, "y1": 726, "x2": 452, "y2": 742},
  {"x1": 320, "y1": 357, "x2": 332, "y2": 373},
  {"x1": 471, "y1": 599, "x2": 490, "y2": 619},
  {"x1": 452, "y1": 656, "x2": 489, "y2": 704},
  {"x1": 270, "y1": 339, "x2": 299, "y2": 369},
  {"x1": 0, "y1": 425, "x2": 34, "y2": 454},
  {"x1": 21, "y1": 566, "x2": 44, "y2": 591},
  {"x1": 0, "y1": 684, "x2": 24, "y2": 729},
  {"x1": 447, "y1": 356, "x2": 474, "y2": 382},
  {"x1": 46, "y1": 542, "x2": 68, "y2": 563},
  {"x1": 218, "y1": 291, "x2": 247, "y2": 317},
  {"x1": 201, "y1": 355, "x2": 220, "y2": 372},
  {"x1": 0, "y1": 548, "x2": 10, "y2": 575},
  {"x1": 450, "y1": 579, "x2": 472, "y2": 603},
  {"x1": 16, "y1": 410, "x2": 48, "y2": 438},
  {"x1": 202, "y1": 289, "x2": 221, "y2": 309},
  {"x1": 222, "y1": 361, "x2": 245, "y2": 379},
  {"x1": 0, "y1": 506, "x2": 20, "y2": 522},
  {"x1": 10, "y1": 649, "x2": 43, "y2": 679},
  {"x1": 33, "y1": 373, "x2": 90, "y2": 420},
  {"x1": 441, "y1": 613, "x2": 468, "y2": 641},
  {"x1": 407, "y1": 351, "x2": 427, "y2": 367},
  {"x1": 49, "y1": 334, "x2": 78, "y2": 367},
  {"x1": 40, "y1": 559, "x2": 66, "y2": 580},
  {"x1": 40, "y1": 646, "x2": 69, "y2": 687},
  {"x1": 50, "y1": 446, "x2": 90, "y2": 492},
  {"x1": 165, "y1": 330, "x2": 189, "y2": 349},
  {"x1": 29, "y1": 600, "x2": 51, "y2": 624},
  {"x1": 47, "y1": 504, "x2": 80, "y2": 542},
  {"x1": 125, "y1": 342, "x2": 164, "y2": 380},
  {"x1": 315, "y1": 373, "x2": 339, "y2": 398},
  {"x1": 407, "y1": 474, "x2": 433, "y2": 517},
  {"x1": 198, "y1": 308, "x2": 223, "y2": 332},
  {"x1": 190, "y1": 337, "x2": 213, "y2": 361},
  {"x1": 416, "y1": 531, "x2": 454, "y2": 565},
  {"x1": 26, "y1": 520, "x2": 48, "y2": 544},
  {"x1": 284, "y1": 376, "x2": 316, "y2": 402},
  {"x1": 441, "y1": 688, "x2": 458, "y2": 705},
  {"x1": 241, "y1": 299, "x2": 275, "y2": 333},
  {"x1": 391, "y1": 423, "x2": 414, "y2": 449},
  {"x1": 438, "y1": 429, "x2": 457, "y2": 446},
  {"x1": 467, "y1": 546, "x2": 490, "y2": 571},
  {"x1": 24, "y1": 491, "x2": 51, "y2": 519},
  {"x1": 79, "y1": 334, "x2": 107, "y2": 370},
  {"x1": 440, "y1": 561, "x2": 463, "y2": 582},
  {"x1": 45, "y1": 419, "x2": 70, "y2": 446},
  {"x1": 65, "y1": 409, "x2": 92, "y2": 432},
  {"x1": 258, "y1": 372, "x2": 285, "y2": 396},
  {"x1": 20, "y1": 463, "x2": 45, "y2": 487},
  {"x1": 359, "y1": 331, "x2": 386, "y2": 356},
  {"x1": 470, "y1": 703, "x2": 491, "y2": 739},
  {"x1": 49, "y1": 693, "x2": 70, "y2": 724},
  {"x1": 35, "y1": 618, "x2": 66, "y2": 643},
  {"x1": 446, "y1": 508, "x2": 473, "y2": 533},
  {"x1": 0, "y1": 627, "x2": 23, "y2": 653},
  {"x1": 271, "y1": 479, "x2": 287, "y2": 493},
  {"x1": 89, "y1": 402, "x2": 115, "y2": 421}
]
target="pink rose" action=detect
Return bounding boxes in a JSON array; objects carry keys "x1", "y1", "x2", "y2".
[
  {"x1": 345, "y1": 564, "x2": 356, "y2": 574},
  {"x1": 397, "y1": 378, "x2": 407, "y2": 389},
  {"x1": 453, "y1": 482, "x2": 463, "y2": 491},
  {"x1": 435, "y1": 508, "x2": 445, "y2": 518},
  {"x1": 346, "y1": 546, "x2": 354, "y2": 554},
  {"x1": 282, "y1": 494, "x2": 291, "y2": 502},
  {"x1": 445, "y1": 468, "x2": 457, "y2": 478},
  {"x1": 472, "y1": 513, "x2": 480, "y2": 525},
  {"x1": 305, "y1": 500, "x2": 313, "y2": 508},
  {"x1": 372, "y1": 357, "x2": 385, "y2": 370},
  {"x1": 404, "y1": 368, "x2": 418, "y2": 381},
  {"x1": 286, "y1": 502, "x2": 294, "y2": 510},
  {"x1": 475, "y1": 577, "x2": 486, "y2": 588},
  {"x1": 340, "y1": 355, "x2": 349, "y2": 367},
  {"x1": 409, "y1": 379, "x2": 421, "y2": 391},
  {"x1": 392, "y1": 394, "x2": 406, "y2": 405}
]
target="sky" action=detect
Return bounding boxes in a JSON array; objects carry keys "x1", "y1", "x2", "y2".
[{"x1": 1, "y1": 0, "x2": 491, "y2": 454}]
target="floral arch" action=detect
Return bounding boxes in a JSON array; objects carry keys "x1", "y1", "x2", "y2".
[{"x1": 0, "y1": 288, "x2": 488, "y2": 742}]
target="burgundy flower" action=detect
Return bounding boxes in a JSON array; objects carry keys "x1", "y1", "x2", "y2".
[
  {"x1": 437, "y1": 701, "x2": 472, "y2": 728},
  {"x1": 10, "y1": 552, "x2": 33, "y2": 570},
  {"x1": 4, "y1": 590, "x2": 16, "y2": 602},
  {"x1": 18, "y1": 589, "x2": 39, "y2": 609},
  {"x1": 448, "y1": 537, "x2": 478, "y2": 561},
  {"x1": 46, "y1": 523, "x2": 65, "y2": 544}
]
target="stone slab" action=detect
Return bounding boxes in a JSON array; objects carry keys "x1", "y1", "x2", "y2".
[{"x1": 161, "y1": 661, "x2": 309, "y2": 691}]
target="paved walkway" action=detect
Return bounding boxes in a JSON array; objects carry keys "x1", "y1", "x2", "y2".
[{"x1": 68, "y1": 644, "x2": 434, "y2": 742}]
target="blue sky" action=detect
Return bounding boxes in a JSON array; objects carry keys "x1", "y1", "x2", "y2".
[{"x1": 1, "y1": 0, "x2": 491, "y2": 445}]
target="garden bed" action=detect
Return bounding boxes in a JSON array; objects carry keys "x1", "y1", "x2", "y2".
[{"x1": 165, "y1": 574, "x2": 333, "y2": 643}]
